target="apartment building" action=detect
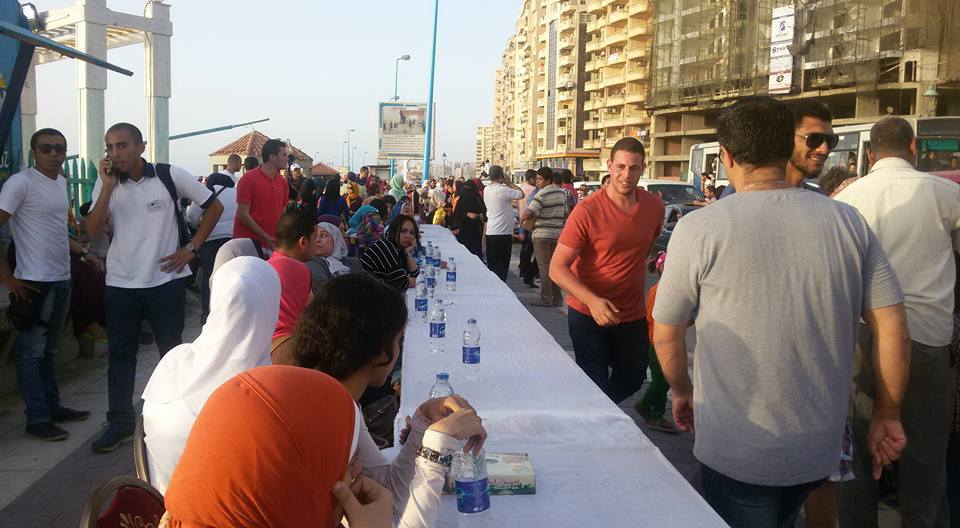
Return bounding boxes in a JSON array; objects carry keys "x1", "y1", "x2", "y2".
[{"x1": 475, "y1": 125, "x2": 495, "y2": 175}]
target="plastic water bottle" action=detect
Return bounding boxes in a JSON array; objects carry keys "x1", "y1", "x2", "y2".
[
  {"x1": 429, "y1": 372, "x2": 454, "y2": 398},
  {"x1": 462, "y1": 318, "x2": 480, "y2": 383},
  {"x1": 434, "y1": 247, "x2": 443, "y2": 269},
  {"x1": 428, "y1": 298, "x2": 446, "y2": 354},
  {"x1": 415, "y1": 278, "x2": 429, "y2": 322},
  {"x1": 426, "y1": 266, "x2": 436, "y2": 299},
  {"x1": 446, "y1": 257, "x2": 457, "y2": 291},
  {"x1": 453, "y1": 448, "x2": 491, "y2": 526}
]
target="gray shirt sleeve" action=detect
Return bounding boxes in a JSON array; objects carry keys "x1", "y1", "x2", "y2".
[{"x1": 652, "y1": 219, "x2": 701, "y2": 326}]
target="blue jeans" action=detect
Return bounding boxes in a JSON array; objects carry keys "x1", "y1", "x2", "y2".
[
  {"x1": 701, "y1": 464, "x2": 824, "y2": 528},
  {"x1": 567, "y1": 308, "x2": 648, "y2": 404},
  {"x1": 14, "y1": 279, "x2": 71, "y2": 425},
  {"x1": 105, "y1": 278, "x2": 185, "y2": 429}
]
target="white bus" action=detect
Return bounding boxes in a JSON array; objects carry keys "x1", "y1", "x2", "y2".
[{"x1": 688, "y1": 116, "x2": 960, "y2": 190}]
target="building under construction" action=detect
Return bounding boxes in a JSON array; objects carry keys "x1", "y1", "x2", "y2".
[{"x1": 648, "y1": 0, "x2": 960, "y2": 179}]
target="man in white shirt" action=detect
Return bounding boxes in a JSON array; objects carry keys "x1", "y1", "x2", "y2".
[
  {"x1": 835, "y1": 117, "x2": 960, "y2": 528},
  {"x1": 85, "y1": 123, "x2": 224, "y2": 453},
  {"x1": 482, "y1": 165, "x2": 524, "y2": 281},
  {"x1": 0, "y1": 129, "x2": 91, "y2": 441},
  {"x1": 187, "y1": 154, "x2": 242, "y2": 322}
]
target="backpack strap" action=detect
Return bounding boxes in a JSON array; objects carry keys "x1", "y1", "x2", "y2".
[
  {"x1": 154, "y1": 163, "x2": 191, "y2": 247},
  {"x1": 251, "y1": 238, "x2": 265, "y2": 260}
]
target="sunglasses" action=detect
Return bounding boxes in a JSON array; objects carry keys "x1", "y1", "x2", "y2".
[
  {"x1": 796, "y1": 133, "x2": 839, "y2": 151},
  {"x1": 36, "y1": 144, "x2": 66, "y2": 154}
]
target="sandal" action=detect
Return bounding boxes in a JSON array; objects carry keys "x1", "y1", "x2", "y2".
[{"x1": 644, "y1": 417, "x2": 679, "y2": 434}]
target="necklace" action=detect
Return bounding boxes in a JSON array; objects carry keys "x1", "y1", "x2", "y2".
[{"x1": 740, "y1": 180, "x2": 790, "y2": 192}]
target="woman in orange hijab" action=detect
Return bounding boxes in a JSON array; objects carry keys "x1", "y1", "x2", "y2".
[{"x1": 163, "y1": 365, "x2": 391, "y2": 527}]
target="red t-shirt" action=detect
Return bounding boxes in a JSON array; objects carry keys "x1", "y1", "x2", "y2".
[
  {"x1": 558, "y1": 187, "x2": 664, "y2": 323},
  {"x1": 233, "y1": 167, "x2": 289, "y2": 244}
]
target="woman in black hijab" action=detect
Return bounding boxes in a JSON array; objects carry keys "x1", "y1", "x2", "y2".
[{"x1": 448, "y1": 179, "x2": 486, "y2": 258}]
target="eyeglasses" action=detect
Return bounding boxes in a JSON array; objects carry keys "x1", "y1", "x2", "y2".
[
  {"x1": 36, "y1": 144, "x2": 66, "y2": 154},
  {"x1": 796, "y1": 133, "x2": 839, "y2": 151}
]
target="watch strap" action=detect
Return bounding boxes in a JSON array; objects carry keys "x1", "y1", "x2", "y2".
[{"x1": 416, "y1": 444, "x2": 452, "y2": 467}]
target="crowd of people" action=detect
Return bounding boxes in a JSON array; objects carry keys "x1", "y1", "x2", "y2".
[{"x1": 0, "y1": 95, "x2": 958, "y2": 527}]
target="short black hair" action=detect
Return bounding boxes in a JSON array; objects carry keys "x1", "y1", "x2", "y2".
[
  {"x1": 30, "y1": 128, "x2": 66, "y2": 150},
  {"x1": 535, "y1": 166, "x2": 555, "y2": 184},
  {"x1": 293, "y1": 273, "x2": 408, "y2": 379},
  {"x1": 106, "y1": 122, "x2": 143, "y2": 144},
  {"x1": 261, "y1": 139, "x2": 286, "y2": 163},
  {"x1": 524, "y1": 169, "x2": 537, "y2": 182},
  {"x1": 716, "y1": 96, "x2": 794, "y2": 170},
  {"x1": 360, "y1": 166, "x2": 370, "y2": 174},
  {"x1": 870, "y1": 117, "x2": 914, "y2": 156},
  {"x1": 370, "y1": 198, "x2": 388, "y2": 222},
  {"x1": 243, "y1": 156, "x2": 259, "y2": 171},
  {"x1": 274, "y1": 209, "x2": 316, "y2": 249},
  {"x1": 487, "y1": 164, "x2": 505, "y2": 182},
  {"x1": 383, "y1": 195, "x2": 397, "y2": 208},
  {"x1": 601, "y1": 174, "x2": 610, "y2": 185},
  {"x1": 786, "y1": 99, "x2": 833, "y2": 128},
  {"x1": 609, "y1": 136, "x2": 645, "y2": 162},
  {"x1": 560, "y1": 168, "x2": 574, "y2": 184},
  {"x1": 387, "y1": 213, "x2": 420, "y2": 248},
  {"x1": 227, "y1": 154, "x2": 242, "y2": 164}
]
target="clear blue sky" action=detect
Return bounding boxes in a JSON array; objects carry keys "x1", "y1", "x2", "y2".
[{"x1": 33, "y1": 0, "x2": 520, "y2": 175}]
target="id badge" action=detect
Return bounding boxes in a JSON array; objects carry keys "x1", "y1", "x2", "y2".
[{"x1": 146, "y1": 198, "x2": 164, "y2": 213}]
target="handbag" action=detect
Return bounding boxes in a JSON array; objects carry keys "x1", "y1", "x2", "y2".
[
  {"x1": 362, "y1": 394, "x2": 399, "y2": 449},
  {"x1": 7, "y1": 280, "x2": 54, "y2": 331}
]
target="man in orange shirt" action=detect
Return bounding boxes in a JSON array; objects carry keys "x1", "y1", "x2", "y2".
[{"x1": 550, "y1": 137, "x2": 664, "y2": 403}]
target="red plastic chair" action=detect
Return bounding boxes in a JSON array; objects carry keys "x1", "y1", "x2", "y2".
[{"x1": 79, "y1": 476, "x2": 165, "y2": 528}]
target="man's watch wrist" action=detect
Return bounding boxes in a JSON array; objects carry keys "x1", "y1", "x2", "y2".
[{"x1": 184, "y1": 242, "x2": 196, "y2": 254}]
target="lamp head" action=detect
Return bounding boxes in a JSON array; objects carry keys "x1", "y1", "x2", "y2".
[{"x1": 399, "y1": 55, "x2": 411, "y2": 61}]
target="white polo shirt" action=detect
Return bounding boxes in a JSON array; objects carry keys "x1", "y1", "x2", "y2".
[
  {"x1": 186, "y1": 170, "x2": 238, "y2": 242},
  {"x1": 483, "y1": 183, "x2": 524, "y2": 236},
  {"x1": 92, "y1": 162, "x2": 213, "y2": 289},
  {"x1": 0, "y1": 168, "x2": 70, "y2": 282},
  {"x1": 835, "y1": 157, "x2": 960, "y2": 346}
]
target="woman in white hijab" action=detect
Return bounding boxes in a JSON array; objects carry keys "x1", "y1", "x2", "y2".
[
  {"x1": 141, "y1": 256, "x2": 281, "y2": 494},
  {"x1": 306, "y1": 222, "x2": 362, "y2": 292}
]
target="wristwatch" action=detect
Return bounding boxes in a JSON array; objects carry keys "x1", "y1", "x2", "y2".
[
  {"x1": 184, "y1": 242, "x2": 196, "y2": 255},
  {"x1": 416, "y1": 445, "x2": 452, "y2": 467}
]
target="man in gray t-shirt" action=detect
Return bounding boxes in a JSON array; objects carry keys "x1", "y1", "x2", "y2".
[{"x1": 652, "y1": 97, "x2": 910, "y2": 526}]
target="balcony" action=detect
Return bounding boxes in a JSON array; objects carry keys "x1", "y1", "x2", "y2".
[
  {"x1": 626, "y1": 45, "x2": 650, "y2": 60},
  {"x1": 586, "y1": 58, "x2": 601, "y2": 71},
  {"x1": 558, "y1": 73, "x2": 573, "y2": 85},
  {"x1": 584, "y1": 98, "x2": 601, "y2": 111},
  {"x1": 625, "y1": 88, "x2": 646, "y2": 103},
  {"x1": 557, "y1": 108, "x2": 573, "y2": 119},
  {"x1": 602, "y1": 72, "x2": 625, "y2": 87},
  {"x1": 606, "y1": 50, "x2": 627, "y2": 65},
  {"x1": 585, "y1": 78, "x2": 602, "y2": 91},
  {"x1": 628, "y1": 23, "x2": 651, "y2": 37},
  {"x1": 559, "y1": 38, "x2": 574, "y2": 51},
  {"x1": 628, "y1": 0, "x2": 651, "y2": 15},
  {"x1": 560, "y1": 17, "x2": 577, "y2": 34},
  {"x1": 584, "y1": 121, "x2": 600, "y2": 131},
  {"x1": 603, "y1": 28, "x2": 628, "y2": 47},
  {"x1": 587, "y1": 0, "x2": 603, "y2": 13},
  {"x1": 624, "y1": 110, "x2": 648, "y2": 126},
  {"x1": 557, "y1": 127, "x2": 568, "y2": 136},
  {"x1": 626, "y1": 66, "x2": 649, "y2": 81},
  {"x1": 560, "y1": 0, "x2": 577, "y2": 15},
  {"x1": 609, "y1": 7, "x2": 629, "y2": 24},
  {"x1": 606, "y1": 93, "x2": 625, "y2": 105},
  {"x1": 557, "y1": 89, "x2": 574, "y2": 101},
  {"x1": 605, "y1": 137, "x2": 620, "y2": 147},
  {"x1": 585, "y1": 38, "x2": 601, "y2": 53}
]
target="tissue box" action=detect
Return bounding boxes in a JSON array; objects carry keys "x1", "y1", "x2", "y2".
[{"x1": 443, "y1": 452, "x2": 536, "y2": 495}]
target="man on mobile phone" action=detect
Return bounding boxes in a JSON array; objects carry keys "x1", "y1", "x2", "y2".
[{"x1": 85, "y1": 122, "x2": 223, "y2": 453}]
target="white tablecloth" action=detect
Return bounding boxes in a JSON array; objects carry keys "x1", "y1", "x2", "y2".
[{"x1": 398, "y1": 225, "x2": 726, "y2": 527}]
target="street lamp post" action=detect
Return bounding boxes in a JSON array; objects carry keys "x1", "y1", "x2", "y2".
[
  {"x1": 441, "y1": 152, "x2": 447, "y2": 178},
  {"x1": 393, "y1": 54, "x2": 411, "y2": 102},
  {"x1": 390, "y1": 54, "x2": 411, "y2": 183},
  {"x1": 346, "y1": 128, "x2": 356, "y2": 172},
  {"x1": 422, "y1": 0, "x2": 439, "y2": 184}
]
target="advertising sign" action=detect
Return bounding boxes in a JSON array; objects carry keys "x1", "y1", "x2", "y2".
[{"x1": 378, "y1": 102, "x2": 436, "y2": 160}]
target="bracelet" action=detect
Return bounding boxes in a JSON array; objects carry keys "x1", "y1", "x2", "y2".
[{"x1": 416, "y1": 444, "x2": 452, "y2": 467}]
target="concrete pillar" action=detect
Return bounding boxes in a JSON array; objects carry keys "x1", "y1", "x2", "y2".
[
  {"x1": 916, "y1": 50, "x2": 939, "y2": 117},
  {"x1": 20, "y1": 56, "x2": 37, "y2": 162},
  {"x1": 75, "y1": 0, "x2": 108, "y2": 165},
  {"x1": 144, "y1": 1, "x2": 171, "y2": 163},
  {"x1": 855, "y1": 91, "x2": 880, "y2": 118}
]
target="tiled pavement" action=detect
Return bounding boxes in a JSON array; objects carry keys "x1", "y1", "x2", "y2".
[{"x1": 0, "y1": 248, "x2": 900, "y2": 527}]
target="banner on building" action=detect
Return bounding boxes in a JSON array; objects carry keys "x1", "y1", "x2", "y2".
[
  {"x1": 768, "y1": 6, "x2": 795, "y2": 95},
  {"x1": 378, "y1": 102, "x2": 436, "y2": 160}
]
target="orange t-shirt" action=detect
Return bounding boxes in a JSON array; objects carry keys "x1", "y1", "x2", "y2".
[
  {"x1": 558, "y1": 187, "x2": 664, "y2": 323},
  {"x1": 646, "y1": 282, "x2": 658, "y2": 343}
]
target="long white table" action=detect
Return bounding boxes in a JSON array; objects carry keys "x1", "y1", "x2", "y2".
[{"x1": 398, "y1": 225, "x2": 726, "y2": 527}]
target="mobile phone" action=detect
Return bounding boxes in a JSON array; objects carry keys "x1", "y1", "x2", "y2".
[{"x1": 104, "y1": 158, "x2": 113, "y2": 175}]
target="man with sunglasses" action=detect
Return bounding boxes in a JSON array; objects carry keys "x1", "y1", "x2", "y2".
[
  {"x1": 719, "y1": 100, "x2": 837, "y2": 198},
  {"x1": 0, "y1": 129, "x2": 91, "y2": 440}
]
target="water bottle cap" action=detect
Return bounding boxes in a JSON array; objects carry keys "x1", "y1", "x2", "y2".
[
  {"x1": 436, "y1": 372, "x2": 449, "y2": 380},
  {"x1": 468, "y1": 318, "x2": 477, "y2": 324}
]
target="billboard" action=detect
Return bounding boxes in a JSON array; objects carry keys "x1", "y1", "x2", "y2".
[
  {"x1": 378, "y1": 102, "x2": 436, "y2": 160},
  {"x1": 768, "y1": 6, "x2": 795, "y2": 95}
]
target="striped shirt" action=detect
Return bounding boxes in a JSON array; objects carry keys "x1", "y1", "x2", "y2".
[
  {"x1": 360, "y1": 237, "x2": 417, "y2": 291},
  {"x1": 527, "y1": 185, "x2": 569, "y2": 240}
]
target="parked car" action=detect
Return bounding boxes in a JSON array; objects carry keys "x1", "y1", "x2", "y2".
[
  {"x1": 636, "y1": 179, "x2": 703, "y2": 205},
  {"x1": 653, "y1": 202, "x2": 702, "y2": 253}
]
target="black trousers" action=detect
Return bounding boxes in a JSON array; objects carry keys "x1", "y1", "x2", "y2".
[
  {"x1": 485, "y1": 234, "x2": 513, "y2": 282},
  {"x1": 518, "y1": 232, "x2": 537, "y2": 282}
]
